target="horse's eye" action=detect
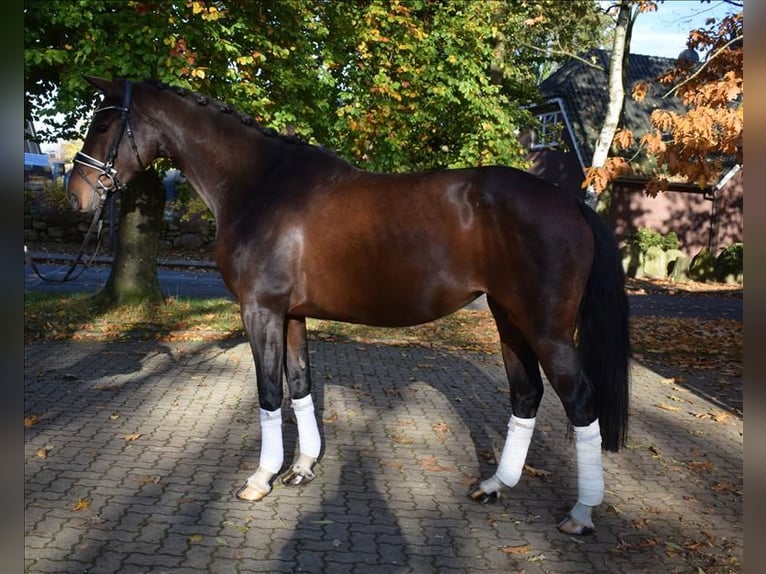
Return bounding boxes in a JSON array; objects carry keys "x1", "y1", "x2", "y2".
[{"x1": 96, "y1": 123, "x2": 110, "y2": 134}]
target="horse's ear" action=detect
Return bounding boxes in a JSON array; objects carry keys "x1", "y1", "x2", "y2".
[{"x1": 85, "y1": 76, "x2": 118, "y2": 96}]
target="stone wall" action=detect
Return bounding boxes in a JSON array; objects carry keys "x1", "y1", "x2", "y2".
[{"x1": 24, "y1": 201, "x2": 216, "y2": 251}]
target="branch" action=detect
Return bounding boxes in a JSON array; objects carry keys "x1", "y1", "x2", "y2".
[
  {"x1": 521, "y1": 42, "x2": 605, "y2": 71},
  {"x1": 663, "y1": 33, "x2": 743, "y2": 99}
]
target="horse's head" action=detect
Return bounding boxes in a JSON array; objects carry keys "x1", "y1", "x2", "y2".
[{"x1": 67, "y1": 77, "x2": 150, "y2": 212}]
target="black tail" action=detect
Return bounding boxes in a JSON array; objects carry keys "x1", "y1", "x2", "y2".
[{"x1": 576, "y1": 201, "x2": 630, "y2": 451}]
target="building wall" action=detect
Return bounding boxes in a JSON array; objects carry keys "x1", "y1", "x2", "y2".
[
  {"x1": 521, "y1": 126, "x2": 585, "y2": 197},
  {"x1": 523, "y1": 138, "x2": 744, "y2": 259},
  {"x1": 606, "y1": 170, "x2": 743, "y2": 258}
]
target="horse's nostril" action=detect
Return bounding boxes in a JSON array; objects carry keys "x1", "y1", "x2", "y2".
[{"x1": 68, "y1": 192, "x2": 81, "y2": 211}]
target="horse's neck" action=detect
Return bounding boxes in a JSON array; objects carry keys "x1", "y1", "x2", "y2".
[{"x1": 158, "y1": 111, "x2": 276, "y2": 223}]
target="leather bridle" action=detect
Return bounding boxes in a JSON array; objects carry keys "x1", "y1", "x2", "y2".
[
  {"x1": 73, "y1": 80, "x2": 145, "y2": 204},
  {"x1": 27, "y1": 81, "x2": 145, "y2": 283}
]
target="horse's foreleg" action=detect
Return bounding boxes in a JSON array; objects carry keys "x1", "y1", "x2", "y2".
[
  {"x1": 469, "y1": 414, "x2": 536, "y2": 503},
  {"x1": 280, "y1": 317, "x2": 321, "y2": 487},
  {"x1": 539, "y1": 340, "x2": 603, "y2": 535},
  {"x1": 469, "y1": 303, "x2": 543, "y2": 503},
  {"x1": 236, "y1": 305, "x2": 286, "y2": 502}
]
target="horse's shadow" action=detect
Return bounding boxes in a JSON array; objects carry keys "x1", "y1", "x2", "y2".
[
  {"x1": 300, "y1": 336, "x2": 524, "y2": 484},
  {"x1": 274, "y1": 337, "x2": 572, "y2": 571}
]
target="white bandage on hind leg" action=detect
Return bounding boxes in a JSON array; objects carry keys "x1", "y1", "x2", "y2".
[
  {"x1": 495, "y1": 415, "x2": 536, "y2": 487},
  {"x1": 292, "y1": 394, "x2": 321, "y2": 459},
  {"x1": 258, "y1": 408, "x2": 284, "y2": 474},
  {"x1": 574, "y1": 419, "x2": 604, "y2": 507}
]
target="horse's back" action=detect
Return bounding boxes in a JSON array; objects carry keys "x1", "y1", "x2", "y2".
[{"x1": 270, "y1": 164, "x2": 592, "y2": 327}]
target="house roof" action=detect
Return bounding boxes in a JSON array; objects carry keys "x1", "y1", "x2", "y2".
[{"x1": 539, "y1": 49, "x2": 687, "y2": 168}]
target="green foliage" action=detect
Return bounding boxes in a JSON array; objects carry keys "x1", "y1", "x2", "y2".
[
  {"x1": 25, "y1": 0, "x2": 606, "y2": 172},
  {"x1": 24, "y1": 181, "x2": 72, "y2": 215},
  {"x1": 715, "y1": 243, "x2": 743, "y2": 284},
  {"x1": 626, "y1": 228, "x2": 680, "y2": 254},
  {"x1": 689, "y1": 247, "x2": 717, "y2": 282}
]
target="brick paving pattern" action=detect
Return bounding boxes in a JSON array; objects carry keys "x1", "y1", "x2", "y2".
[{"x1": 25, "y1": 340, "x2": 742, "y2": 573}]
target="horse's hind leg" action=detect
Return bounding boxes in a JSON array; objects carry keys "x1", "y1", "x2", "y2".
[
  {"x1": 468, "y1": 299, "x2": 544, "y2": 503},
  {"x1": 535, "y1": 339, "x2": 603, "y2": 535},
  {"x1": 280, "y1": 316, "x2": 322, "y2": 487}
]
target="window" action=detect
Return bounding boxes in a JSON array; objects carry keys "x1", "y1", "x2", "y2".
[{"x1": 531, "y1": 111, "x2": 564, "y2": 149}]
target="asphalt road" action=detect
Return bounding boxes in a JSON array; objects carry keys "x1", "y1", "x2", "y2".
[{"x1": 25, "y1": 256, "x2": 742, "y2": 321}]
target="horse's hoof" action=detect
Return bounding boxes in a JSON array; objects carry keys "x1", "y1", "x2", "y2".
[
  {"x1": 557, "y1": 515, "x2": 595, "y2": 535},
  {"x1": 235, "y1": 483, "x2": 270, "y2": 502},
  {"x1": 281, "y1": 465, "x2": 316, "y2": 487},
  {"x1": 467, "y1": 483, "x2": 499, "y2": 504}
]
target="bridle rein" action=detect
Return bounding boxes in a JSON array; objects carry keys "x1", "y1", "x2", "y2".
[{"x1": 27, "y1": 80, "x2": 144, "y2": 283}]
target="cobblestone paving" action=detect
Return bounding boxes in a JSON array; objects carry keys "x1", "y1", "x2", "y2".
[{"x1": 25, "y1": 340, "x2": 742, "y2": 573}]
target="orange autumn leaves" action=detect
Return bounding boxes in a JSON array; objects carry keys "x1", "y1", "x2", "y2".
[{"x1": 583, "y1": 10, "x2": 743, "y2": 196}]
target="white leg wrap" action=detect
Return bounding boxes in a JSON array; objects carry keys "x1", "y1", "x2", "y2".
[
  {"x1": 258, "y1": 408, "x2": 284, "y2": 474},
  {"x1": 574, "y1": 419, "x2": 604, "y2": 507},
  {"x1": 292, "y1": 394, "x2": 321, "y2": 459},
  {"x1": 494, "y1": 415, "x2": 536, "y2": 488}
]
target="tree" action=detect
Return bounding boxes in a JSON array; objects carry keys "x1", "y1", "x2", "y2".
[
  {"x1": 583, "y1": 3, "x2": 743, "y2": 199},
  {"x1": 631, "y1": 8, "x2": 743, "y2": 194},
  {"x1": 25, "y1": 1, "x2": 196, "y2": 305},
  {"x1": 25, "y1": 0, "x2": 607, "y2": 304},
  {"x1": 581, "y1": 0, "x2": 657, "y2": 209}
]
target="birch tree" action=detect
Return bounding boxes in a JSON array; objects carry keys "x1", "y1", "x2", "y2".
[{"x1": 583, "y1": 0, "x2": 644, "y2": 210}]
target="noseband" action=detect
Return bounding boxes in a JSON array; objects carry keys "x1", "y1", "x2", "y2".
[{"x1": 73, "y1": 81, "x2": 144, "y2": 202}]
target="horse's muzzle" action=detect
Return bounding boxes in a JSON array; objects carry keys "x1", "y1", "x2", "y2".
[{"x1": 67, "y1": 190, "x2": 82, "y2": 212}]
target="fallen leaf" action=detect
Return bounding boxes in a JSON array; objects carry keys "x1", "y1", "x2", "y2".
[
  {"x1": 322, "y1": 412, "x2": 338, "y2": 424},
  {"x1": 389, "y1": 432, "x2": 413, "y2": 444},
  {"x1": 36, "y1": 447, "x2": 49, "y2": 459},
  {"x1": 711, "y1": 481, "x2": 740, "y2": 495},
  {"x1": 124, "y1": 433, "x2": 142, "y2": 442},
  {"x1": 632, "y1": 518, "x2": 650, "y2": 529},
  {"x1": 665, "y1": 541, "x2": 684, "y2": 553},
  {"x1": 109, "y1": 413, "x2": 120, "y2": 420},
  {"x1": 499, "y1": 543, "x2": 531, "y2": 554},
  {"x1": 656, "y1": 403, "x2": 681, "y2": 412},
  {"x1": 418, "y1": 455, "x2": 453, "y2": 472},
  {"x1": 72, "y1": 498, "x2": 91, "y2": 511},
  {"x1": 479, "y1": 450, "x2": 497, "y2": 464},
  {"x1": 24, "y1": 415, "x2": 40, "y2": 428},
  {"x1": 523, "y1": 464, "x2": 551, "y2": 478},
  {"x1": 686, "y1": 461, "x2": 715, "y2": 474},
  {"x1": 130, "y1": 474, "x2": 161, "y2": 485},
  {"x1": 188, "y1": 534, "x2": 204, "y2": 544}
]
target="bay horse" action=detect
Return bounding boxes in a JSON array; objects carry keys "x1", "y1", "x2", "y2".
[{"x1": 67, "y1": 78, "x2": 629, "y2": 535}]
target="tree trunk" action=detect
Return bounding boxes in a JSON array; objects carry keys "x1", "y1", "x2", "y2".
[
  {"x1": 585, "y1": 0, "x2": 633, "y2": 210},
  {"x1": 96, "y1": 168, "x2": 165, "y2": 306}
]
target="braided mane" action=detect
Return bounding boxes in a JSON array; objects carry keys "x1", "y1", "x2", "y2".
[{"x1": 144, "y1": 79, "x2": 320, "y2": 150}]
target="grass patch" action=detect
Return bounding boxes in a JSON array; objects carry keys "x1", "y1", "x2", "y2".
[
  {"x1": 24, "y1": 294, "x2": 743, "y2": 378},
  {"x1": 24, "y1": 293, "x2": 500, "y2": 352},
  {"x1": 307, "y1": 312, "x2": 499, "y2": 353},
  {"x1": 24, "y1": 292, "x2": 245, "y2": 342}
]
